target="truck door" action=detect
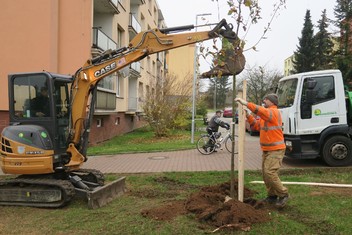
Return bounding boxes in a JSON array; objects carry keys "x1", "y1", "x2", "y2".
[{"x1": 297, "y1": 74, "x2": 343, "y2": 134}]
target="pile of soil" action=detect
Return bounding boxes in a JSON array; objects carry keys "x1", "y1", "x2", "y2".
[{"x1": 141, "y1": 181, "x2": 271, "y2": 231}]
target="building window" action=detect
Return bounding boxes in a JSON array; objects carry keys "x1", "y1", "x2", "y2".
[
  {"x1": 116, "y1": 75, "x2": 121, "y2": 97},
  {"x1": 115, "y1": 117, "x2": 120, "y2": 125},
  {"x1": 97, "y1": 74, "x2": 115, "y2": 91},
  {"x1": 138, "y1": 82, "x2": 143, "y2": 98},
  {"x1": 97, "y1": 118, "x2": 103, "y2": 127},
  {"x1": 117, "y1": 26, "x2": 124, "y2": 48}
]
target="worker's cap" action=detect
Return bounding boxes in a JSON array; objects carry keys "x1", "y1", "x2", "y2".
[{"x1": 263, "y1": 93, "x2": 278, "y2": 106}]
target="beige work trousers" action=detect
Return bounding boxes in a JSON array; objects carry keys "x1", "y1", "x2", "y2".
[{"x1": 262, "y1": 149, "x2": 288, "y2": 197}]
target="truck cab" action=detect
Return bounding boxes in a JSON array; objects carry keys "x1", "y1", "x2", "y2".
[{"x1": 277, "y1": 69, "x2": 352, "y2": 166}]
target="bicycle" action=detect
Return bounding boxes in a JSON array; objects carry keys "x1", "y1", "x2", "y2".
[{"x1": 196, "y1": 128, "x2": 238, "y2": 155}]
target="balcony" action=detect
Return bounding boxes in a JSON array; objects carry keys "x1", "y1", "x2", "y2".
[
  {"x1": 130, "y1": 62, "x2": 141, "y2": 77},
  {"x1": 92, "y1": 27, "x2": 117, "y2": 56},
  {"x1": 95, "y1": 90, "x2": 116, "y2": 110},
  {"x1": 127, "y1": 97, "x2": 143, "y2": 113},
  {"x1": 129, "y1": 13, "x2": 141, "y2": 39},
  {"x1": 94, "y1": 0, "x2": 119, "y2": 14}
]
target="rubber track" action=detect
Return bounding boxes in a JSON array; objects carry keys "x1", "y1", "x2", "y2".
[{"x1": 0, "y1": 177, "x2": 75, "y2": 208}]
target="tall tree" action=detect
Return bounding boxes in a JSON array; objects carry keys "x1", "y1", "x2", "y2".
[
  {"x1": 314, "y1": 9, "x2": 335, "y2": 70},
  {"x1": 205, "y1": 76, "x2": 231, "y2": 110},
  {"x1": 293, "y1": 10, "x2": 316, "y2": 73},
  {"x1": 334, "y1": 0, "x2": 352, "y2": 54},
  {"x1": 238, "y1": 66, "x2": 282, "y2": 105},
  {"x1": 334, "y1": 0, "x2": 352, "y2": 84}
]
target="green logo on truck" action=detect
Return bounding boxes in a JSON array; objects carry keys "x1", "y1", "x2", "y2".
[{"x1": 314, "y1": 109, "x2": 336, "y2": 116}]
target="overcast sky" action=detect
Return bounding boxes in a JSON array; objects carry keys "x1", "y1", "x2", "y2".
[{"x1": 157, "y1": 0, "x2": 337, "y2": 76}]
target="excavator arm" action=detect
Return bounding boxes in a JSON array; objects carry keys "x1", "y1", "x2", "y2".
[{"x1": 67, "y1": 19, "x2": 240, "y2": 167}]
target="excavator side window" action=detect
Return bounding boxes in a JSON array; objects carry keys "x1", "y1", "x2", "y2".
[{"x1": 53, "y1": 81, "x2": 70, "y2": 148}]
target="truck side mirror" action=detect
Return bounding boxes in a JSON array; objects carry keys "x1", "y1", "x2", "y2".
[
  {"x1": 306, "y1": 89, "x2": 316, "y2": 105},
  {"x1": 305, "y1": 79, "x2": 317, "y2": 105}
]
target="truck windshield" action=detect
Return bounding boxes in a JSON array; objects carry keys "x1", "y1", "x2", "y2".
[{"x1": 277, "y1": 78, "x2": 298, "y2": 108}]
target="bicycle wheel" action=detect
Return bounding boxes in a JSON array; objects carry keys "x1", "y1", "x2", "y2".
[
  {"x1": 197, "y1": 135, "x2": 215, "y2": 155},
  {"x1": 225, "y1": 135, "x2": 238, "y2": 154}
]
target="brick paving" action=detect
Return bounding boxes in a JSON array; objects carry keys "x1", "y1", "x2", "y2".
[
  {"x1": 83, "y1": 130, "x2": 264, "y2": 173},
  {"x1": 0, "y1": 132, "x2": 330, "y2": 176},
  {"x1": 82, "y1": 144, "x2": 262, "y2": 174}
]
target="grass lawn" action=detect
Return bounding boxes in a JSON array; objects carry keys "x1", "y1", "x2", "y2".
[
  {"x1": 1, "y1": 169, "x2": 352, "y2": 234},
  {"x1": 87, "y1": 124, "x2": 205, "y2": 155},
  {"x1": 2, "y1": 123, "x2": 352, "y2": 234}
]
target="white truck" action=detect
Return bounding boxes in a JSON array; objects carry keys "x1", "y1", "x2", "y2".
[{"x1": 277, "y1": 69, "x2": 352, "y2": 166}]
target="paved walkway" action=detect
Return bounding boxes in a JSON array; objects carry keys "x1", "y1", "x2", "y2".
[
  {"x1": 0, "y1": 128, "x2": 331, "y2": 176},
  {"x1": 0, "y1": 147, "x2": 262, "y2": 176},
  {"x1": 83, "y1": 144, "x2": 262, "y2": 174},
  {"x1": 81, "y1": 144, "x2": 328, "y2": 174}
]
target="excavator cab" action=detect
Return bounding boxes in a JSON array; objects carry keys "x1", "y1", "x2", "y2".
[{"x1": 2, "y1": 72, "x2": 73, "y2": 174}]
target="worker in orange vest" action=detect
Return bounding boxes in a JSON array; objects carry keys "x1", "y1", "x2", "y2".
[{"x1": 235, "y1": 93, "x2": 289, "y2": 208}]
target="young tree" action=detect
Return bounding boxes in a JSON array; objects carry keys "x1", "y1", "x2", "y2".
[
  {"x1": 314, "y1": 9, "x2": 335, "y2": 70},
  {"x1": 202, "y1": 0, "x2": 286, "y2": 199},
  {"x1": 293, "y1": 10, "x2": 316, "y2": 73}
]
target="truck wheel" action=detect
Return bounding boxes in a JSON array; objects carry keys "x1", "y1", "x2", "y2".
[{"x1": 322, "y1": 136, "x2": 352, "y2": 167}]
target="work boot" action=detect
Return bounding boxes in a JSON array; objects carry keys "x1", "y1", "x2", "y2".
[
  {"x1": 261, "y1": 195, "x2": 278, "y2": 204},
  {"x1": 276, "y1": 195, "x2": 289, "y2": 208}
]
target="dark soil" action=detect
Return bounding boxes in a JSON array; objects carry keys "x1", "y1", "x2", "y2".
[{"x1": 141, "y1": 181, "x2": 272, "y2": 232}]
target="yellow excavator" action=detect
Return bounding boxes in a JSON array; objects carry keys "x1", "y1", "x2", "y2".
[{"x1": 0, "y1": 19, "x2": 244, "y2": 209}]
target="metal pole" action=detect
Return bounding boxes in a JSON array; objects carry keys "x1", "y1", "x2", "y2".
[{"x1": 191, "y1": 13, "x2": 211, "y2": 143}]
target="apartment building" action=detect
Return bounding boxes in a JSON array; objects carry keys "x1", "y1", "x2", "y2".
[
  {"x1": 167, "y1": 45, "x2": 196, "y2": 96},
  {"x1": 0, "y1": 0, "x2": 178, "y2": 145},
  {"x1": 284, "y1": 55, "x2": 295, "y2": 76}
]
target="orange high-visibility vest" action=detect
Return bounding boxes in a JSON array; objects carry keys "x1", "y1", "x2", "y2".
[{"x1": 247, "y1": 103, "x2": 286, "y2": 151}]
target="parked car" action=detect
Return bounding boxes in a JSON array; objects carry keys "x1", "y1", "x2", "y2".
[
  {"x1": 222, "y1": 108, "x2": 238, "y2": 123},
  {"x1": 245, "y1": 114, "x2": 260, "y2": 136}
]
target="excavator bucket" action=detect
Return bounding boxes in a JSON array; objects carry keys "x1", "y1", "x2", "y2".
[
  {"x1": 201, "y1": 39, "x2": 246, "y2": 78},
  {"x1": 75, "y1": 177, "x2": 126, "y2": 209}
]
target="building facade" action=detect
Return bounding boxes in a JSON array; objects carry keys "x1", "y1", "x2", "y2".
[
  {"x1": 0, "y1": 0, "x2": 194, "y2": 145},
  {"x1": 284, "y1": 55, "x2": 295, "y2": 76}
]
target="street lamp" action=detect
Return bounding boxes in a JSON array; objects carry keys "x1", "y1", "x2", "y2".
[{"x1": 191, "y1": 13, "x2": 212, "y2": 143}]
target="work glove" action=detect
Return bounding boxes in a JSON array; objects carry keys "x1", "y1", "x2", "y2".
[
  {"x1": 234, "y1": 97, "x2": 248, "y2": 106},
  {"x1": 244, "y1": 108, "x2": 251, "y2": 117},
  {"x1": 224, "y1": 123, "x2": 230, "y2": 130}
]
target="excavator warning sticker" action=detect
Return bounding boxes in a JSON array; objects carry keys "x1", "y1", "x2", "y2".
[{"x1": 117, "y1": 57, "x2": 126, "y2": 66}]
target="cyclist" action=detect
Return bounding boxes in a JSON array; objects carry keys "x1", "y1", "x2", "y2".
[{"x1": 205, "y1": 110, "x2": 230, "y2": 151}]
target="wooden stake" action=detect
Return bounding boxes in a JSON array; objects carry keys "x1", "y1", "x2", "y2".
[{"x1": 238, "y1": 80, "x2": 246, "y2": 202}]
